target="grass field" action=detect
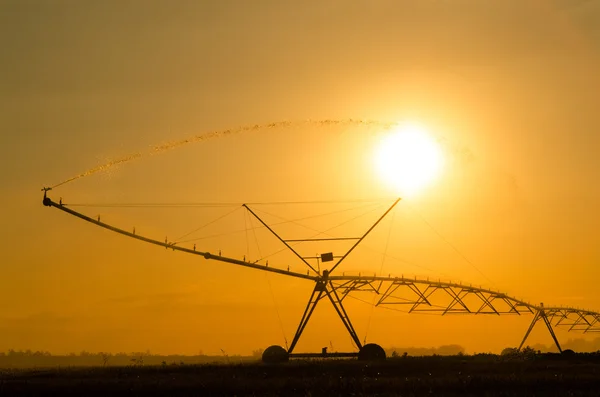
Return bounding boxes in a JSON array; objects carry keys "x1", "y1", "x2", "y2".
[{"x1": 3, "y1": 354, "x2": 600, "y2": 396}]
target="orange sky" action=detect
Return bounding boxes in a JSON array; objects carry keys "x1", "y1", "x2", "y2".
[{"x1": 1, "y1": 1, "x2": 599, "y2": 356}]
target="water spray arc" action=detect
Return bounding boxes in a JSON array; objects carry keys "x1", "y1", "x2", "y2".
[
  {"x1": 42, "y1": 190, "x2": 600, "y2": 361},
  {"x1": 50, "y1": 119, "x2": 395, "y2": 189}
]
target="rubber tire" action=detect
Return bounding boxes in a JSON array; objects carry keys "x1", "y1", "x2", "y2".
[
  {"x1": 262, "y1": 345, "x2": 289, "y2": 363},
  {"x1": 358, "y1": 343, "x2": 386, "y2": 361}
]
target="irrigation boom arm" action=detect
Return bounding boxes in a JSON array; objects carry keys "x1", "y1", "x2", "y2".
[
  {"x1": 42, "y1": 190, "x2": 600, "y2": 355},
  {"x1": 42, "y1": 194, "x2": 316, "y2": 281}
]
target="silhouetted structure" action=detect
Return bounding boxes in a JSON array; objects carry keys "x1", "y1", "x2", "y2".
[{"x1": 42, "y1": 192, "x2": 600, "y2": 360}]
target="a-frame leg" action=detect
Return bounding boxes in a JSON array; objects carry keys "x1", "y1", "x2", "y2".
[
  {"x1": 541, "y1": 311, "x2": 562, "y2": 353},
  {"x1": 288, "y1": 281, "x2": 327, "y2": 354},
  {"x1": 519, "y1": 309, "x2": 562, "y2": 353},
  {"x1": 519, "y1": 310, "x2": 541, "y2": 351},
  {"x1": 288, "y1": 279, "x2": 363, "y2": 354},
  {"x1": 325, "y1": 281, "x2": 362, "y2": 350}
]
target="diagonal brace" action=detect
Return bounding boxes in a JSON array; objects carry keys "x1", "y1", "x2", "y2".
[
  {"x1": 243, "y1": 204, "x2": 320, "y2": 275},
  {"x1": 288, "y1": 274, "x2": 363, "y2": 354},
  {"x1": 519, "y1": 309, "x2": 562, "y2": 353},
  {"x1": 288, "y1": 280, "x2": 327, "y2": 353},
  {"x1": 326, "y1": 281, "x2": 362, "y2": 350}
]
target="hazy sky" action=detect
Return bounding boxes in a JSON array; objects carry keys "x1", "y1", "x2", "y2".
[{"x1": 1, "y1": 0, "x2": 599, "y2": 355}]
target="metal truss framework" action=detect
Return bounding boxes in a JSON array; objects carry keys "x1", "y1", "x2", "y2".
[
  {"x1": 328, "y1": 277, "x2": 600, "y2": 353},
  {"x1": 42, "y1": 190, "x2": 600, "y2": 355}
]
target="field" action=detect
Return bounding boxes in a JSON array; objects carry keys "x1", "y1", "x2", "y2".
[{"x1": 3, "y1": 354, "x2": 600, "y2": 396}]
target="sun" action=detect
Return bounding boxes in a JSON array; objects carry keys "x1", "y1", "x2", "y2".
[{"x1": 374, "y1": 122, "x2": 444, "y2": 197}]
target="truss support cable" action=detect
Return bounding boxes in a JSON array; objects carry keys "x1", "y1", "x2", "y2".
[
  {"x1": 248, "y1": 200, "x2": 387, "y2": 238},
  {"x1": 330, "y1": 198, "x2": 401, "y2": 274},
  {"x1": 264, "y1": 273, "x2": 288, "y2": 350},
  {"x1": 253, "y1": 203, "x2": 380, "y2": 263},
  {"x1": 175, "y1": 205, "x2": 242, "y2": 243},
  {"x1": 60, "y1": 198, "x2": 395, "y2": 208},
  {"x1": 378, "y1": 209, "x2": 395, "y2": 285},
  {"x1": 243, "y1": 204, "x2": 319, "y2": 275},
  {"x1": 247, "y1": 210, "x2": 263, "y2": 260},
  {"x1": 250, "y1": 201, "x2": 391, "y2": 267},
  {"x1": 406, "y1": 203, "x2": 496, "y2": 288},
  {"x1": 244, "y1": 210, "x2": 250, "y2": 259},
  {"x1": 42, "y1": 196, "x2": 316, "y2": 281},
  {"x1": 364, "y1": 210, "x2": 396, "y2": 344},
  {"x1": 284, "y1": 237, "x2": 360, "y2": 242}
]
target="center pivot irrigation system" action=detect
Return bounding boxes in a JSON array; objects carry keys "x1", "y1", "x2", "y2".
[{"x1": 42, "y1": 188, "x2": 600, "y2": 362}]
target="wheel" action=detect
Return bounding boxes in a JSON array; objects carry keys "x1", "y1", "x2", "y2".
[
  {"x1": 262, "y1": 345, "x2": 289, "y2": 363},
  {"x1": 358, "y1": 343, "x2": 386, "y2": 361}
]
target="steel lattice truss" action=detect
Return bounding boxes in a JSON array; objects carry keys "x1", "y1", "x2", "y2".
[
  {"x1": 42, "y1": 190, "x2": 600, "y2": 355},
  {"x1": 545, "y1": 308, "x2": 600, "y2": 333},
  {"x1": 327, "y1": 276, "x2": 600, "y2": 352}
]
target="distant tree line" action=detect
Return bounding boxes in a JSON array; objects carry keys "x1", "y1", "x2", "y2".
[
  {"x1": 386, "y1": 344, "x2": 465, "y2": 357},
  {"x1": 528, "y1": 337, "x2": 600, "y2": 353},
  {"x1": 3, "y1": 337, "x2": 600, "y2": 368},
  {"x1": 0, "y1": 350, "x2": 254, "y2": 368}
]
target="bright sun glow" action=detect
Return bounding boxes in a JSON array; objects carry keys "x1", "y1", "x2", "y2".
[{"x1": 375, "y1": 123, "x2": 444, "y2": 197}]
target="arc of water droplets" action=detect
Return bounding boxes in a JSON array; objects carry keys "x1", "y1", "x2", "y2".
[
  {"x1": 51, "y1": 153, "x2": 144, "y2": 189},
  {"x1": 51, "y1": 119, "x2": 396, "y2": 189}
]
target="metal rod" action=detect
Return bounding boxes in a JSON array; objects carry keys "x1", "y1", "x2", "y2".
[
  {"x1": 284, "y1": 237, "x2": 359, "y2": 242},
  {"x1": 288, "y1": 287, "x2": 324, "y2": 354},
  {"x1": 330, "y1": 198, "x2": 401, "y2": 274},
  {"x1": 243, "y1": 204, "x2": 320, "y2": 275},
  {"x1": 44, "y1": 197, "x2": 316, "y2": 281},
  {"x1": 541, "y1": 311, "x2": 563, "y2": 353},
  {"x1": 519, "y1": 310, "x2": 541, "y2": 351},
  {"x1": 302, "y1": 256, "x2": 343, "y2": 259}
]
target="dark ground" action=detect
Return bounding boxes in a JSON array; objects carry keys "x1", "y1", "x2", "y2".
[{"x1": 3, "y1": 354, "x2": 600, "y2": 396}]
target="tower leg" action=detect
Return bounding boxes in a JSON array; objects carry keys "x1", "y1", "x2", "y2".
[
  {"x1": 287, "y1": 278, "x2": 364, "y2": 355},
  {"x1": 288, "y1": 282, "x2": 326, "y2": 353},
  {"x1": 326, "y1": 281, "x2": 362, "y2": 350},
  {"x1": 519, "y1": 310, "x2": 562, "y2": 353},
  {"x1": 541, "y1": 311, "x2": 562, "y2": 353},
  {"x1": 519, "y1": 310, "x2": 541, "y2": 351}
]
